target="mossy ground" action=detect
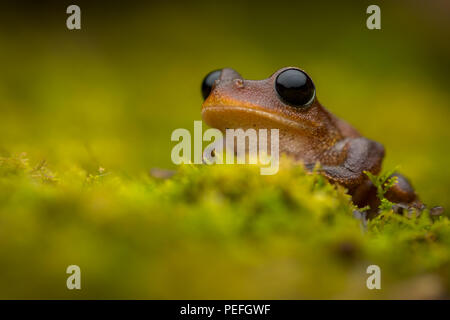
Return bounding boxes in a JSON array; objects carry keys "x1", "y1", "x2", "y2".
[{"x1": 1, "y1": 154, "x2": 449, "y2": 299}]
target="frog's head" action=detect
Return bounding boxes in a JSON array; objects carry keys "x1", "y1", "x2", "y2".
[{"x1": 200, "y1": 67, "x2": 343, "y2": 157}]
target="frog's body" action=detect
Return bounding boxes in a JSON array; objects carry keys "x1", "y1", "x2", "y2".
[{"x1": 200, "y1": 67, "x2": 423, "y2": 212}]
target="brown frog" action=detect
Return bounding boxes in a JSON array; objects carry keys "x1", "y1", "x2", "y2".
[{"x1": 200, "y1": 67, "x2": 442, "y2": 215}]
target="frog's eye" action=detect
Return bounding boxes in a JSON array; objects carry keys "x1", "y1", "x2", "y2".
[
  {"x1": 275, "y1": 68, "x2": 315, "y2": 107},
  {"x1": 201, "y1": 69, "x2": 222, "y2": 100}
]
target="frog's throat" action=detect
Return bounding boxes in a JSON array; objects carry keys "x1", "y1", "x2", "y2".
[{"x1": 201, "y1": 105, "x2": 317, "y2": 132}]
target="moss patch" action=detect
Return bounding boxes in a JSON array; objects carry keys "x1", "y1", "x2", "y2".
[{"x1": 0, "y1": 154, "x2": 449, "y2": 299}]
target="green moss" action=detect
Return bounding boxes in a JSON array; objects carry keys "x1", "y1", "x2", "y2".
[{"x1": 0, "y1": 154, "x2": 449, "y2": 299}]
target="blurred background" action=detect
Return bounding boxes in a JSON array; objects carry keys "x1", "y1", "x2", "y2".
[{"x1": 0, "y1": 0, "x2": 449, "y2": 207}]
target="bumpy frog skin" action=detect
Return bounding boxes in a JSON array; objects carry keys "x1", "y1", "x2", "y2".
[{"x1": 201, "y1": 67, "x2": 424, "y2": 212}]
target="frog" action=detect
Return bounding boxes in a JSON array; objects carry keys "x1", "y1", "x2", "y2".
[{"x1": 200, "y1": 67, "x2": 443, "y2": 216}]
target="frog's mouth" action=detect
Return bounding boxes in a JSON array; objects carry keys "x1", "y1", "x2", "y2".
[
  {"x1": 201, "y1": 104, "x2": 314, "y2": 133},
  {"x1": 201, "y1": 102, "x2": 330, "y2": 162}
]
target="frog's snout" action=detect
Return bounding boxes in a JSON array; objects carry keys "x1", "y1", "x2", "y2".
[
  {"x1": 218, "y1": 68, "x2": 243, "y2": 82},
  {"x1": 212, "y1": 68, "x2": 245, "y2": 94}
]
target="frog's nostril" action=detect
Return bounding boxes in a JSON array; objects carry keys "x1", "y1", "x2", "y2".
[{"x1": 234, "y1": 79, "x2": 244, "y2": 88}]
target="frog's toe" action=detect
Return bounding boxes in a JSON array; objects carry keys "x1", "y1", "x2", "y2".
[
  {"x1": 391, "y1": 203, "x2": 409, "y2": 214},
  {"x1": 430, "y1": 206, "x2": 444, "y2": 216},
  {"x1": 390, "y1": 202, "x2": 444, "y2": 218}
]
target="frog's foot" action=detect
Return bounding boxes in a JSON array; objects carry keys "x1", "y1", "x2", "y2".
[
  {"x1": 430, "y1": 206, "x2": 445, "y2": 216},
  {"x1": 383, "y1": 172, "x2": 444, "y2": 216},
  {"x1": 390, "y1": 202, "x2": 444, "y2": 217},
  {"x1": 391, "y1": 202, "x2": 420, "y2": 216},
  {"x1": 309, "y1": 137, "x2": 385, "y2": 190}
]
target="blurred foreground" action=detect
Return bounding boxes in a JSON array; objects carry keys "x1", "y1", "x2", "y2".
[{"x1": 0, "y1": 155, "x2": 449, "y2": 299}]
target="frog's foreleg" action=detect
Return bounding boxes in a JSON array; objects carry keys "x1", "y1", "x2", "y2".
[
  {"x1": 353, "y1": 171, "x2": 422, "y2": 215},
  {"x1": 310, "y1": 137, "x2": 443, "y2": 215},
  {"x1": 313, "y1": 137, "x2": 385, "y2": 191}
]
